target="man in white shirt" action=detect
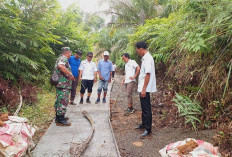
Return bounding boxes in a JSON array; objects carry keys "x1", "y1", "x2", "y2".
[
  {"x1": 78, "y1": 52, "x2": 97, "y2": 104},
  {"x1": 112, "y1": 62, "x2": 117, "y2": 78},
  {"x1": 135, "y1": 41, "x2": 157, "y2": 137},
  {"x1": 121, "y1": 53, "x2": 140, "y2": 116}
]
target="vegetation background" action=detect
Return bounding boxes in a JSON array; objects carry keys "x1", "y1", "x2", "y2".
[{"x1": 0, "y1": 0, "x2": 231, "y2": 156}]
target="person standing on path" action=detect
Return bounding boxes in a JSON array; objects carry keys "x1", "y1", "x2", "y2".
[
  {"x1": 68, "y1": 50, "x2": 82, "y2": 105},
  {"x1": 54, "y1": 47, "x2": 75, "y2": 126},
  {"x1": 112, "y1": 62, "x2": 117, "y2": 78},
  {"x1": 121, "y1": 53, "x2": 140, "y2": 116},
  {"x1": 95, "y1": 51, "x2": 113, "y2": 104},
  {"x1": 78, "y1": 52, "x2": 97, "y2": 104},
  {"x1": 135, "y1": 41, "x2": 157, "y2": 137}
]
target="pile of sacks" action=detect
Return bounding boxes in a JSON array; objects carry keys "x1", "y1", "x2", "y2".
[
  {"x1": 0, "y1": 113, "x2": 9, "y2": 127},
  {"x1": 159, "y1": 138, "x2": 221, "y2": 157},
  {"x1": 0, "y1": 114, "x2": 35, "y2": 157}
]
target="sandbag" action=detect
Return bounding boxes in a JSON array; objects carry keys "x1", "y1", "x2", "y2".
[{"x1": 159, "y1": 138, "x2": 221, "y2": 157}]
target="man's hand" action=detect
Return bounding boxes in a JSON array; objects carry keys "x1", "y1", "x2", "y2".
[
  {"x1": 141, "y1": 89, "x2": 146, "y2": 98},
  {"x1": 69, "y1": 75, "x2": 75, "y2": 81},
  {"x1": 129, "y1": 76, "x2": 135, "y2": 80},
  {"x1": 94, "y1": 78, "x2": 97, "y2": 82},
  {"x1": 99, "y1": 76, "x2": 104, "y2": 80},
  {"x1": 79, "y1": 77, "x2": 82, "y2": 82},
  {"x1": 120, "y1": 80, "x2": 124, "y2": 85},
  {"x1": 108, "y1": 78, "x2": 111, "y2": 83}
]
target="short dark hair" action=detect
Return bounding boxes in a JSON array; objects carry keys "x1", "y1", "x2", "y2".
[
  {"x1": 75, "y1": 50, "x2": 82, "y2": 55},
  {"x1": 121, "y1": 53, "x2": 130, "y2": 59},
  {"x1": 135, "y1": 41, "x2": 148, "y2": 49},
  {"x1": 87, "y1": 52, "x2": 93, "y2": 56}
]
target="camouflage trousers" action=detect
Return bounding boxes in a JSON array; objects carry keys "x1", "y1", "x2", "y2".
[{"x1": 54, "y1": 88, "x2": 70, "y2": 116}]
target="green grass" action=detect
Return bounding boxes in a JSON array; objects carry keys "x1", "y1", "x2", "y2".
[{"x1": 19, "y1": 89, "x2": 55, "y2": 128}]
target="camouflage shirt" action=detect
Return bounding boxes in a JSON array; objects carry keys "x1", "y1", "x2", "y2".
[{"x1": 55, "y1": 55, "x2": 72, "y2": 89}]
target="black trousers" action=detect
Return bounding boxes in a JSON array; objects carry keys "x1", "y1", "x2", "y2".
[
  {"x1": 112, "y1": 71, "x2": 115, "y2": 78},
  {"x1": 70, "y1": 77, "x2": 79, "y2": 101},
  {"x1": 140, "y1": 92, "x2": 152, "y2": 132},
  {"x1": 80, "y1": 80, "x2": 94, "y2": 94}
]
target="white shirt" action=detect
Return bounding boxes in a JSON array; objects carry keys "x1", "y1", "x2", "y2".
[
  {"x1": 125, "y1": 59, "x2": 139, "y2": 84},
  {"x1": 79, "y1": 59, "x2": 97, "y2": 80},
  {"x1": 137, "y1": 52, "x2": 157, "y2": 93},
  {"x1": 112, "y1": 64, "x2": 117, "y2": 71}
]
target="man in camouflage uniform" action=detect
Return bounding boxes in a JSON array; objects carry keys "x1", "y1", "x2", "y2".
[{"x1": 54, "y1": 47, "x2": 75, "y2": 126}]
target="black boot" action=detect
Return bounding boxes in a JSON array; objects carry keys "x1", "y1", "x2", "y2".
[
  {"x1": 55, "y1": 113, "x2": 69, "y2": 123},
  {"x1": 56, "y1": 115, "x2": 71, "y2": 126}
]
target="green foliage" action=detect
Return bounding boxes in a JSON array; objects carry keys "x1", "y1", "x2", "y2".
[
  {"x1": 0, "y1": 0, "x2": 92, "y2": 82},
  {"x1": 94, "y1": 27, "x2": 135, "y2": 63},
  {"x1": 84, "y1": 13, "x2": 105, "y2": 32},
  {"x1": 128, "y1": 0, "x2": 232, "y2": 109},
  {"x1": 0, "y1": 0, "x2": 60, "y2": 81},
  {"x1": 173, "y1": 93, "x2": 203, "y2": 131},
  {"x1": 180, "y1": 31, "x2": 212, "y2": 53},
  {"x1": 104, "y1": 0, "x2": 169, "y2": 26},
  {"x1": 19, "y1": 89, "x2": 55, "y2": 126}
]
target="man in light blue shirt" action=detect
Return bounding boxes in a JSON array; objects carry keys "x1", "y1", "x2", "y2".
[
  {"x1": 68, "y1": 50, "x2": 82, "y2": 105},
  {"x1": 95, "y1": 51, "x2": 113, "y2": 103}
]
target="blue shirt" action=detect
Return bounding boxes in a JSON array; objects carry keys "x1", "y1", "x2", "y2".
[
  {"x1": 68, "y1": 56, "x2": 81, "y2": 77},
  {"x1": 98, "y1": 59, "x2": 113, "y2": 81}
]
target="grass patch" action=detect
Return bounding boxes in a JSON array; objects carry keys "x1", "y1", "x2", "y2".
[{"x1": 19, "y1": 90, "x2": 55, "y2": 127}]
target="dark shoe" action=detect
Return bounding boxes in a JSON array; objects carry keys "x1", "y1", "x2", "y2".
[
  {"x1": 140, "y1": 130, "x2": 151, "y2": 138},
  {"x1": 102, "y1": 98, "x2": 106, "y2": 103},
  {"x1": 124, "y1": 107, "x2": 135, "y2": 116},
  {"x1": 95, "y1": 98, "x2": 100, "y2": 104},
  {"x1": 70, "y1": 101, "x2": 77, "y2": 105},
  {"x1": 79, "y1": 99, "x2": 83, "y2": 104},
  {"x1": 135, "y1": 124, "x2": 145, "y2": 129},
  {"x1": 86, "y1": 98, "x2": 91, "y2": 103},
  {"x1": 55, "y1": 116, "x2": 69, "y2": 123},
  {"x1": 56, "y1": 115, "x2": 71, "y2": 126}
]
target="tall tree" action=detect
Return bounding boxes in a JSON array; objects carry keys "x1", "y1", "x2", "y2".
[
  {"x1": 0, "y1": 0, "x2": 60, "y2": 81},
  {"x1": 84, "y1": 13, "x2": 105, "y2": 32},
  {"x1": 102, "y1": 0, "x2": 168, "y2": 26}
]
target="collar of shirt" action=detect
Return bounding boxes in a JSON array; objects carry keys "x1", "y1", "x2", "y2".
[
  {"x1": 126, "y1": 59, "x2": 131, "y2": 65},
  {"x1": 141, "y1": 51, "x2": 150, "y2": 61}
]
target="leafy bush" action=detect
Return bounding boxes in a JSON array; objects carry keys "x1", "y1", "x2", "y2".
[{"x1": 173, "y1": 93, "x2": 203, "y2": 131}]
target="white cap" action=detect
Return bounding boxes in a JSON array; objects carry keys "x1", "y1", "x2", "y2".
[{"x1": 103, "y1": 51, "x2": 109, "y2": 56}]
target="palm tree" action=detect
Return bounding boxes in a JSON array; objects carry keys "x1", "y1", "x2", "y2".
[{"x1": 100, "y1": 0, "x2": 168, "y2": 26}]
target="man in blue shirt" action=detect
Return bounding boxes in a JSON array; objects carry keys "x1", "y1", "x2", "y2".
[
  {"x1": 95, "y1": 51, "x2": 113, "y2": 103},
  {"x1": 68, "y1": 50, "x2": 82, "y2": 105}
]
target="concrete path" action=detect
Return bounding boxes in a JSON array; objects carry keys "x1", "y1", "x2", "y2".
[{"x1": 32, "y1": 81, "x2": 119, "y2": 157}]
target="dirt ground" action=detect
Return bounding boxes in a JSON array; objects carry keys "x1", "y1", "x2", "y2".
[{"x1": 110, "y1": 74, "x2": 214, "y2": 157}]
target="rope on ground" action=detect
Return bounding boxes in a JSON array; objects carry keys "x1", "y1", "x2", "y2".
[
  {"x1": 69, "y1": 110, "x2": 95, "y2": 157},
  {"x1": 13, "y1": 90, "x2": 22, "y2": 116}
]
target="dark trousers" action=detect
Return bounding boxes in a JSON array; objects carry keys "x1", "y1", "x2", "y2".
[
  {"x1": 112, "y1": 71, "x2": 115, "y2": 78},
  {"x1": 70, "y1": 77, "x2": 78, "y2": 101},
  {"x1": 140, "y1": 92, "x2": 152, "y2": 132},
  {"x1": 80, "y1": 80, "x2": 94, "y2": 94}
]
